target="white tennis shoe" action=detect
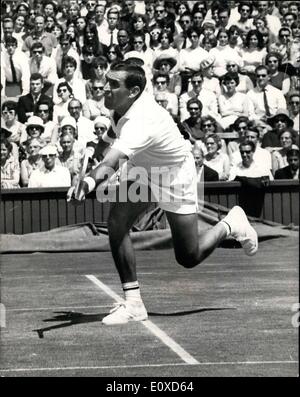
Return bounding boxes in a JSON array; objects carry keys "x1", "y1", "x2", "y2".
[
  {"x1": 102, "y1": 301, "x2": 148, "y2": 325},
  {"x1": 222, "y1": 206, "x2": 258, "y2": 256}
]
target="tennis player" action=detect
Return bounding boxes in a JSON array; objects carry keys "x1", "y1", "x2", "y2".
[{"x1": 67, "y1": 62, "x2": 258, "y2": 325}]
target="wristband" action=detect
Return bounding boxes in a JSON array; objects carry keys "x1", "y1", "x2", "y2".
[{"x1": 83, "y1": 176, "x2": 96, "y2": 193}]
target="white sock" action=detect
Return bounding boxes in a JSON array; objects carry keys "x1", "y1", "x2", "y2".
[
  {"x1": 219, "y1": 220, "x2": 231, "y2": 237},
  {"x1": 122, "y1": 281, "x2": 142, "y2": 303}
]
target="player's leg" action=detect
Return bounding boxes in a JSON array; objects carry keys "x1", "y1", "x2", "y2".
[
  {"x1": 166, "y1": 206, "x2": 258, "y2": 269},
  {"x1": 166, "y1": 211, "x2": 228, "y2": 268},
  {"x1": 103, "y1": 181, "x2": 152, "y2": 325}
]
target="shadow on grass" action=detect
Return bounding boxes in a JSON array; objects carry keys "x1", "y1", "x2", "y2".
[{"x1": 33, "y1": 307, "x2": 235, "y2": 339}]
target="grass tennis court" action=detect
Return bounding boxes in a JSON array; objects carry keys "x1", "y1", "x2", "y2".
[{"x1": 0, "y1": 237, "x2": 298, "y2": 377}]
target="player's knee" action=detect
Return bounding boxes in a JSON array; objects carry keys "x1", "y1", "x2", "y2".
[{"x1": 175, "y1": 252, "x2": 199, "y2": 269}]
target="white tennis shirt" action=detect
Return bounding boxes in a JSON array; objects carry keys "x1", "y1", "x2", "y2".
[{"x1": 110, "y1": 92, "x2": 191, "y2": 171}]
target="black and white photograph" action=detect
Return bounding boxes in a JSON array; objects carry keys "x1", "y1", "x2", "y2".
[{"x1": 0, "y1": 0, "x2": 299, "y2": 380}]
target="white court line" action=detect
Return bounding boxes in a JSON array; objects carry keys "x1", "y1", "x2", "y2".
[
  {"x1": 0, "y1": 360, "x2": 298, "y2": 373},
  {"x1": 86, "y1": 275, "x2": 199, "y2": 365}
]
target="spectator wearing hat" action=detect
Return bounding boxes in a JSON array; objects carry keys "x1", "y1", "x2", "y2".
[
  {"x1": 153, "y1": 54, "x2": 182, "y2": 96},
  {"x1": 218, "y1": 72, "x2": 250, "y2": 130},
  {"x1": 200, "y1": 55, "x2": 221, "y2": 97},
  {"x1": 28, "y1": 144, "x2": 71, "y2": 188},
  {"x1": 179, "y1": 71, "x2": 219, "y2": 123},
  {"x1": 82, "y1": 78, "x2": 110, "y2": 121},
  {"x1": 22, "y1": 14, "x2": 57, "y2": 57},
  {"x1": 0, "y1": 127, "x2": 19, "y2": 163},
  {"x1": 200, "y1": 20, "x2": 217, "y2": 43},
  {"x1": 265, "y1": 52, "x2": 290, "y2": 95},
  {"x1": 271, "y1": 130, "x2": 299, "y2": 174},
  {"x1": 20, "y1": 137, "x2": 45, "y2": 187},
  {"x1": 261, "y1": 109, "x2": 294, "y2": 150},
  {"x1": 1, "y1": 137, "x2": 20, "y2": 189},
  {"x1": 85, "y1": 116, "x2": 112, "y2": 165},
  {"x1": 247, "y1": 65, "x2": 287, "y2": 123},
  {"x1": 2, "y1": 36, "x2": 30, "y2": 97},
  {"x1": 275, "y1": 148, "x2": 299, "y2": 180},
  {"x1": 20, "y1": 116, "x2": 45, "y2": 148},
  {"x1": 29, "y1": 42, "x2": 58, "y2": 97},
  {"x1": 1, "y1": 100, "x2": 26, "y2": 145},
  {"x1": 287, "y1": 92, "x2": 300, "y2": 132},
  {"x1": 17, "y1": 73, "x2": 53, "y2": 124}
]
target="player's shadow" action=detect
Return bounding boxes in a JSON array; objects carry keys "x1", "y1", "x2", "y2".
[
  {"x1": 33, "y1": 307, "x2": 235, "y2": 338},
  {"x1": 33, "y1": 311, "x2": 106, "y2": 338}
]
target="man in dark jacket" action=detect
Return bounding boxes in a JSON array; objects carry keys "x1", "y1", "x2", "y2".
[
  {"x1": 17, "y1": 73, "x2": 53, "y2": 124},
  {"x1": 193, "y1": 145, "x2": 219, "y2": 182},
  {"x1": 275, "y1": 148, "x2": 299, "y2": 179}
]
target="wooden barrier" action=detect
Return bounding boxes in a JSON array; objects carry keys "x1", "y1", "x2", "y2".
[{"x1": 1, "y1": 181, "x2": 299, "y2": 234}]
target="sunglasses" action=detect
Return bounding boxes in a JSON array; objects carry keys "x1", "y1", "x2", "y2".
[
  {"x1": 240, "y1": 150, "x2": 252, "y2": 154},
  {"x1": 203, "y1": 123, "x2": 212, "y2": 127},
  {"x1": 92, "y1": 86, "x2": 104, "y2": 90},
  {"x1": 42, "y1": 154, "x2": 56, "y2": 158},
  {"x1": 290, "y1": 101, "x2": 299, "y2": 104},
  {"x1": 95, "y1": 126, "x2": 107, "y2": 131},
  {"x1": 33, "y1": 50, "x2": 43, "y2": 54},
  {"x1": 28, "y1": 126, "x2": 42, "y2": 130},
  {"x1": 58, "y1": 89, "x2": 68, "y2": 93},
  {"x1": 134, "y1": 41, "x2": 143, "y2": 44},
  {"x1": 155, "y1": 81, "x2": 167, "y2": 84},
  {"x1": 38, "y1": 109, "x2": 49, "y2": 113}
]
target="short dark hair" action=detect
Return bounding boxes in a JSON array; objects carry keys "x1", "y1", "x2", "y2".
[
  {"x1": 2, "y1": 100, "x2": 18, "y2": 112},
  {"x1": 153, "y1": 71, "x2": 170, "y2": 85},
  {"x1": 5, "y1": 36, "x2": 17, "y2": 46},
  {"x1": 286, "y1": 148, "x2": 300, "y2": 158},
  {"x1": 57, "y1": 81, "x2": 73, "y2": 95},
  {"x1": 239, "y1": 140, "x2": 255, "y2": 152},
  {"x1": 30, "y1": 73, "x2": 44, "y2": 82},
  {"x1": 30, "y1": 42, "x2": 45, "y2": 52},
  {"x1": 92, "y1": 55, "x2": 108, "y2": 69},
  {"x1": 1, "y1": 138, "x2": 13, "y2": 153},
  {"x1": 62, "y1": 55, "x2": 77, "y2": 70},
  {"x1": 110, "y1": 62, "x2": 147, "y2": 92},
  {"x1": 222, "y1": 72, "x2": 240, "y2": 85},
  {"x1": 187, "y1": 98, "x2": 203, "y2": 112},
  {"x1": 245, "y1": 29, "x2": 264, "y2": 49}
]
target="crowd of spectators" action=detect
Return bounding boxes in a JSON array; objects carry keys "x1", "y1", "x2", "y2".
[{"x1": 1, "y1": 0, "x2": 299, "y2": 191}]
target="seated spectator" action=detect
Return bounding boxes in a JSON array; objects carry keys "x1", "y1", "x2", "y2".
[
  {"x1": 85, "y1": 56, "x2": 108, "y2": 99},
  {"x1": 153, "y1": 30, "x2": 178, "y2": 62},
  {"x1": 153, "y1": 54, "x2": 182, "y2": 96},
  {"x1": 200, "y1": 115, "x2": 227, "y2": 154},
  {"x1": 22, "y1": 14, "x2": 57, "y2": 57},
  {"x1": 199, "y1": 55, "x2": 221, "y2": 97},
  {"x1": 218, "y1": 72, "x2": 250, "y2": 130},
  {"x1": 152, "y1": 72, "x2": 178, "y2": 117},
  {"x1": 203, "y1": 134, "x2": 230, "y2": 181},
  {"x1": 53, "y1": 34, "x2": 81, "y2": 78},
  {"x1": 274, "y1": 148, "x2": 299, "y2": 180},
  {"x1": 17, "y1": 73, "x2": 53, "y2": 124},
  {"x1": 225, "y1": 60, "x2": 254, "y2": 93},
  {"x1": 106, "y1": 44, "x2": 124, "y2": 69},
  {"x1": 125, "y1": 32, "x2": 154, "y2": 74},
  {"x1": 0, "y1": 127, "x2": 19, "y2": 163},
  {"x1": 2, "y1": 36, "x2": 30, "y2": 97},
  {"x1": 29, "y1": 42, "x2": 58, "y2": 97},
  {"x1": 1, "y1": 100, "x2": 26, "y2": 145},
  {"x1": 229, "y1": 139, "x2": 273, "y2": 217},
  {"x1": 83, "y1": 22, "x2": 108, "y2": 57},
  {"x1": 178, "y1": 26, "x2": 208, "y2": 92},
  {"x1": 58, "y1": 131, "x2": 84, "y2": 184},
  {"x1": 28, "y1": 144, "x2": 71, "y2": 188},
  {"x1": 35, "y1": 99, "x2": 56, "y2": 144},
  {"x1": 231, "y1": 128, "x2": 272, "y2": 174},
  {"x1": 20, "y1": 116, "x2": 46, "y2": 148},
  {"x1": 20, "y1": 137, "x2": 45, "y2": 187},
  {"x1": 82, "y1": 78, "x2": 110, "y2": 120},
  {"x1": 262, "y1": 109, "x2": 295, "y2": 150},
  {"x1": 265, "y1": 52, "x2": 290, "y2": 96},
  {"x1": 53, "y1": 56, "x2": 87, "y2": 105},
  {"x1": 239, "y1": 29, "x2": 267, "y2": 83},
  {"x1": 115, "y1": 28, "x2": 133, "y2": 58},
  {"x1": 235, "y1": 2, "x2": 255, "y2": 34},
  {"x1": 67, "y1": 99, "x2": 96, "y2": 146},
  {"x1": 268, "y1": 27, "x2": 292, "y2": 67},
  {"x1": 209, "y1": 27, "x2": 243, "y2": 78},
  {"x1": 179, "y1": 71, "x2": 219, "y2": 122},
  {"x1": 271, "y1": 130, "x2": 298, "y2": 174},
  {"x1": 1, "y1": 137, "x2": 20, "y2": 189},
  {"x1": 87, "y1": 116, "x2": 112, "y2": 164},
  {"x1": 287, "y1": 92, "x2": 300, "y2": 132},
  {"x1": 80, "y1": 46, "x2": 96, "y2": 81},
  {"x1": 227, "y1": 116, "x2": 250, "y2": 158},
  {"x1": 52, "y1": 82, "x2": 74, "y2": 125},
  {"x1": 247, "y1": 65, "x2": 287, "y2": 123},
  {"x1": 181, "y1": 98, "x2": 205, "y2": 145},
  {"x1": 193, "y1": 144, "x2": 219, "y2": 183}
]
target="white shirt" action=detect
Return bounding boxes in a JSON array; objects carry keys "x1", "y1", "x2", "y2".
[
  {"x1": 53, "y1": 77, "x2": 87, "y2": 105},
  {"x1": 75, "y1": 116, "x2": 97, "y2": 146},
  {"x1": 247, "y1": 84, "x2": 287, "y2": 120},
  {"x1": 29, "y1": 55, "x2": 58, "y2": 85},
  {"x1": 97, "y1": 26, "x2": 119, "y2": 46},
  {"x1": 229, "y1": 160, "x2": 274, "y2": 181},
  {"x1": 28, "y1": 165, "x2": 71, "y2": 187},
  {"x1": 2, "y1": 48, "x2": 30, "y2": 94},
  {"x1": 230, "y1": 146, "x2": 272, "y2": 174},
  {"x1": 178, "y1": 47, "x2": 208, "y2": 72},
  {"x1": 110, "y1": 92, "x2": 191, "y2": 170},
  {"x1": 209, "y1": 46, "x2": 243, "y2": 77},
  {"x1": 179, "y1": 89, "x2": 220, "y2": 122}
]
